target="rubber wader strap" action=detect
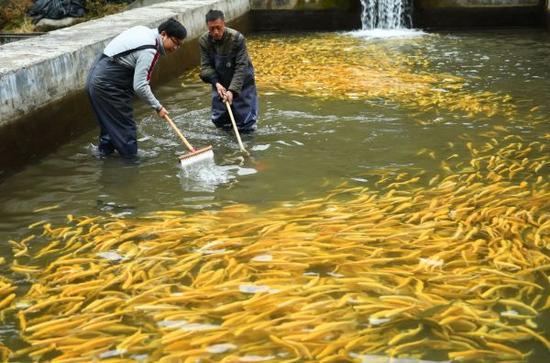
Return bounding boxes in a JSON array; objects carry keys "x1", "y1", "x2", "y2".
[{"x1": 110, "y1": 44, "x2": 157, "y2": 59}]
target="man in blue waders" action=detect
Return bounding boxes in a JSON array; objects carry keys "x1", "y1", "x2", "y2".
[
  {"x1": 199, "y1": 10, "x2": 258, "y2": 132},
  {"x1": 86, "y1": 18, "x2": 187, "y2": 159}
]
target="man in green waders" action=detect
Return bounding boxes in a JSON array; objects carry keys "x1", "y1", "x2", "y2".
[{"x1": 199, "y1": 10, "x2": 258, "y2": 132}]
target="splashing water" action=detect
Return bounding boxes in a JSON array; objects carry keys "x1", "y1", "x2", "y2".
[
  {"x1": 178, "y1": 158, "x2": 257, "y2": 193},
  {"x1": 178, "y1": 158, "x2": 233, "y2": 192},
  {"x1": 348, "y1": 28, "x2": 425, "y2": 40}
]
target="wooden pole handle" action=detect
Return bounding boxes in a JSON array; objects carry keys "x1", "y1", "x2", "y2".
[
  {"x1": 163, "y1": 114, "x2": 195, "y2": 152},
  {"x1": 225, "y1": 101, "x2": 248, "y2": 155}
]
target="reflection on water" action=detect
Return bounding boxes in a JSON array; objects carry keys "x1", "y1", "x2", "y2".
[{"x1": 0, "y1": 29, "x2": 549, "y2": 362}]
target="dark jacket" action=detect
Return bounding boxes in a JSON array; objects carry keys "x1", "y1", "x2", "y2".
[{"x1": 199, "y1": 27, "x2": 253, "y2": 95}]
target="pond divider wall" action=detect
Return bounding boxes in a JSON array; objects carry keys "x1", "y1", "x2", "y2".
[
  {"x1": 0, "y1": 32, "x2": 47, "y2": 45},
  {"x1": 250, "y1": 0, "x2": 362, "y2": 31},
  {"x1": 413, "y1": 0, "x2": 545, "y2": 29},
  {"x1": 249, "y1": 0, "x2": 544, "y2": 31},
  {"x1": 0, "y1": 0, "x2": 547, "y2": 179}
]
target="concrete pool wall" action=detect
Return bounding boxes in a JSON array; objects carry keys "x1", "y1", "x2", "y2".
[
  {"x1": 249, "y1": 0, "x2": 362, "y2": 31},
  {"x1": 413, "y1": 0, "x2": 544, "y2": 29},
  {"x1": 248, "y1": 0, "x2": 543, "y2": 30},
  {"x1": 0, "y1": 0, "x2": 547, "y2": 178}
]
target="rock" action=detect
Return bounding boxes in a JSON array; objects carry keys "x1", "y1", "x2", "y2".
[{"x1": 35, "y1": 17, "x2": 82, "y2": 31}]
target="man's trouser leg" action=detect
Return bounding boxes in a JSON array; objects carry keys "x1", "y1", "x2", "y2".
[{"x1": 86, "y1": 56, "x2": 137, "y2": 158}]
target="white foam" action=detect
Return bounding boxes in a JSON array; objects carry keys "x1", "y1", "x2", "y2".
[
  {"x1": 419, "y1": 257, "x2": 444, "y2": 267},
  {"x1": 239, "y1": 284, "x2": 279, "y2": 294},
  {"x1": 350, "y1": 353, "x2": 450, "y2": 363},
  {"x1": 369, "y1": 317, "x2": 391, "y2": 325},
  {"x1": 200, "y1": 249, "x2": 228, "y2": 255},
  {"x1": 96, "y1": 251, "x2": 125, "y2": 262},
  {"x1": 206, "y1": 343, "x2": 237, "y2": 354},
  {"x1": 251, "y1": 254, "x2": 272, "y2": 262},
  {"x1": 237, "y1": 167, "x2": 257, "y2": 176},
  {"x1": 110, "y1": 211, "x2": 133, "y2": 218},
  {"x1": 178, "y1": 158, "x2": 233, "y2": 192},
  {"x1": 501, "y1": 310, "x2": 519, "y2": 317},
  {"x1": 239, "y1": 355, "x2": 276, "y2": 362},
  {"x1": 157, "y1": 320, "x2": 219, "y2": 331},
  {"x1": 252, "y1": 144, "x2": 270, "y2": 151},
  {"x1": 347, "y1": 29, "x2": 425, "y2": 40},
  {"x1": 99, "y1": 349, "x2": 127, "y2": 359},
  {"x1": 130, "y1": 354, "x2": 148, "y2": 362}
]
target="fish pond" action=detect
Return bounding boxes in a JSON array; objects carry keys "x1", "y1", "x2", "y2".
[{"x1": 0, "y1": 29, "x2": 549, "y2": 362}]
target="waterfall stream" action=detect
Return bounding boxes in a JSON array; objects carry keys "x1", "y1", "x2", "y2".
[{"x1": 360, "y1": 0, "x2": 412, "y2": 29}]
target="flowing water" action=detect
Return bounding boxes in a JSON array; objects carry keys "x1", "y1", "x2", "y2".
[
  {"x1": 0, "y1": 29, "x2": 549, "y2": 361},
  {"x1": 360, "y1": 0, "x2": 412, "y2": 29}
]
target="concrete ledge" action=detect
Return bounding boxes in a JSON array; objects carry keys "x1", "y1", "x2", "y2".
[
  {"x1": 250, "y1": 0, "x2": 357, "y2": 10},
  {"x1": 251, "y1": 8, "x2": 361, "y2": 31},
  {"x1": 416, "y1": 0, "x2": 539, "y2": 7},
  {"x1": 0, "y1": 32, "x2": 46, "y2": 45},
  {"x1": 250, "y1": 0, "x2": 361, "y2": 31},
  {"x1": 413, "y1": 0, "x2": 544, "y2": 28}
]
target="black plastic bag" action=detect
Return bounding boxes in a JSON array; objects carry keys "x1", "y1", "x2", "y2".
[{"x1": 28, "y1": 0, "x2": 86, "y2": 22}]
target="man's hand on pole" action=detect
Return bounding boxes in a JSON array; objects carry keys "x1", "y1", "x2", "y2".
[
  {"x1": 215, "y1": 82, "x2": 227, "y2": 101},
  {"x1": 157, "y1": 106, "x2": 168, "y2": 118},
  {"x1": 225, "y1": 90, "x2": 233, "y2": 105},
  {"x1": 215, "y1": 83, "x2": 233, "y2": 105}
]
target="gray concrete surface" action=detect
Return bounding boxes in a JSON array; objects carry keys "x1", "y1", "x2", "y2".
[
  {"x1": 250, "y1": 0, "x2": 355, "y2": 10},
  {"x1": 249, "y1": 0, "x2": 361, "y2": 31},
  {"x1": 413, "y1": 0, "x2": 543, "y2": 28},
  {"x1": 415, "y1": 0, "x2": 539, "y2": 7},
  {"x1": 0, "y1": 0, "x2": 249, "y2": 127}
]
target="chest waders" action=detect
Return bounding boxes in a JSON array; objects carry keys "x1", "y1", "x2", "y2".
[
  {"x1": 210, "y1": 53, "x2": 258, "y2": 132},
  {"x1": 86, "y1": 45, "x2": 157, "y2": 158}
]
